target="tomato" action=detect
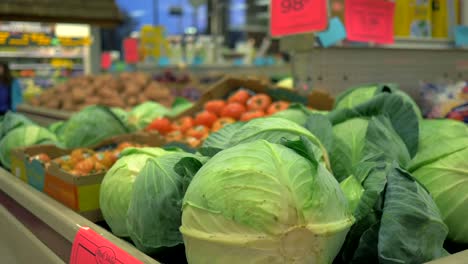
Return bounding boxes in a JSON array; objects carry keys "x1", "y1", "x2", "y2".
[
  {"x1": 186, "y1": 125, "x2": 210, "y2": 139},
  {"x1": 220, "y1": 103, "x2": 247, "y2": 120},
  {"x1": 240, "y1": 110, "x2": 265, "y2": 122},
  {"x1": 195, "y1": 111, "x2": 218, "y2": 128},
  {"x1": 70, "y1": 149, "x2": 86, "y2": 162},
  {"x1": 267, "y1": 101, "x2": 290, "y2": 115},
  {"x1": 146, "y1": 117, "x2": 173, "y2": 135},
  {"x1": 185, "y1": 137, "x2": 201, "y2": 148},
  {"x1": 228, "y1": 90, "x2": 250, "y2": 105},
  {"x1": 204, "y1": 100, "x2": 226, "y2": 116},
  {"x1": 166, "y1": 130, "x2": 184, "y2": 142},
  {"x1": 172, "y1": 116, "x2": 194, "y2": 133},
  {"x1": 212, "y1": 117, "x2": 236, "y2": 132},
  {"x1": 94, "y1": 162, "x2": 107, "y2": 172},
  {"x1": 74, "y1": 159, "x2": 95, "y2": 174},
  {"x1": 247, "y1": 94, "x2": 272, "y2": 111}
]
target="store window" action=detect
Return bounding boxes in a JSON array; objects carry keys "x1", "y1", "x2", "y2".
[{"x1": 116, "y1": 0, "x2": 208, "y2": 35}]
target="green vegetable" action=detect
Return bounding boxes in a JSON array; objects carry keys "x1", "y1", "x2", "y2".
[
  {"x1": 0, "y1": 125, "x2": 57, "y2": 169},
  {"x1": 410, "y1": 119, "x2": 468, "y2": 243},
  {"x1": 110, "y1": 107, "x2": 129, "y2": 126},
  {"x1": 167, "y1": 97, "x2": 193, "y2": 117},
  {"x1": 334, "y1": 83, "x2": 422, "y2": 119},
  {"x1": 181, "y1": 140, "x2": 354, "y2": 264},
  {"x1": 127, "y1": 153, "x2": 207, "y2": 253},
  {"x1": 58, "y1": 105, "x2": 129, "y2": 149},
  {"x1": 48, "y1": 121, "x2": 65, "y2": 135},
  {"x1": 327, "y1": 94, "x2": 419, "y2": 181},
  {"x1": 127, "y1": 102, "x2": 169, "y2": 131},
  {"x1": 0, "y1": 111, "x2": 35, "y2": 138},
  {"x1": 340, "y1": 175, "x2": 364, "y2": 213},
  {"x1": 99, "y1": 147, "x2": 167, "y2": 237}
]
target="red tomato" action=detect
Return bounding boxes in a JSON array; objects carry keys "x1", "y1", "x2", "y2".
[
  {"x1": 204, "y1": 100, "x2": 226, "y2": 116},
  {"x1": 240, "y1": 110, "x2": 265, "y2": 122},
  {"x1": 186, "y1": 125, "x2": 210, "y2": 139},
  {"x1": 220, "y1": 103, "x2": 247, "y2": 120},
  {"x1": 195, "y1": 111, "x2": 218, "y2": 128},
  {"x1": 146, "y1": 117, "x2": 173, "y2": 135},
  {"x1": 247, "y1": 94, "x2": 272, "y2": 111},
  {"x1": 212, "y1": 117, "x2": 236, "y2": 132},
  {"x1": 116, "y1": 142, "x2": 133, "y2": 151},
  {"x1": 228, "y1": 90, "x2": 250, "y2": 105},
  {"x1": 267, "y1": 101, "x2": 290, "y2": 115},
  {"x1": 172, "y1": 116, "x2": 194, "y2": 133},
  {"x1": 74, "y1": 159, "x2": 94, "y2": 174}
]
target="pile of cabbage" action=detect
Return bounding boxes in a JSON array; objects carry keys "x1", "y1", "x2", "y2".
[{"x1": 97, "y1": 83, "x2": 468, "y2": 264}]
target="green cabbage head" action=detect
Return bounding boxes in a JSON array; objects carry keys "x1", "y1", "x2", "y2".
[
  {"x1": 410, "y1": 119, "x2": 468, "y2": 243},
  {"x1": 0, "y1": 125, "x2": 57, "y2": 169},
  {"x1": 181, "y1": 140, "x2": 354, "y2": 264},
  {"x1": 100, "y1": 147, "x2": 167, "y2": 237}
]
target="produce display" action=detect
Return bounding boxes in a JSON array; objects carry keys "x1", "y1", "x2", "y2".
[
  {"x1": 146, "y1": 87, "x2": 301, "y2": 148},
  {"x1": 2, "y1": 78, "x2": 468, "y2": 264},
  {"x1": 27, "y1": 72, "x2": 176, "y2": 111},
  {"x1": 47, "y1": 142, "x2": 148, "y2": 176}
]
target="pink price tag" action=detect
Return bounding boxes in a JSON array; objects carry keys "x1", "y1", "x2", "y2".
[
  {"x1": 70, "y1": 227, "x2": 143, "y2": 264},
  {"x1": 345, "y1": 0, "x2": 395, "y2": 44},
  {"x1": 123, "y1": 38, "x2": 139, "y2": 64},
  {"x1": 101, "y1": 52, "x2": 112, "y2": 70},
  {"x1": 270, "y1": 0, "x2": 328, "y2": 37}
]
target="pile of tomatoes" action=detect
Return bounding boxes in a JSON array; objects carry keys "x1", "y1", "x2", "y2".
[
  {"x1": 35, "y1": 142, "x2": 147, "y2": 176},
  {"x1": 146, "y1": 89, "x2": 291, "y2": 147}
]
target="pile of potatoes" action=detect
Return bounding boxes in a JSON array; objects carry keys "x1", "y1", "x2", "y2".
[{"x1": 28, "y1": 72, "x2": 174, "y2": 111}]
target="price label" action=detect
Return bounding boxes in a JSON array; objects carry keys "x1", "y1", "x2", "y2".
[
  {"x1": 345, "y1": 0, "x2": 395, "y2": 44},
  {"x1": 454, "y1": 26, "x2": 468, "y2": 47},
  {"x1": 101, "y1": 52, "x2": 112, "y2": 70},
  {"x1": 70, "y1": 227, "x2": 143, "y2": 264},
  {"x1": 123, "y1": 38, "x2": 139, "y2": 64},
  {"x1": 270, "y1": 0, "x2": 328, "y2": 37}
]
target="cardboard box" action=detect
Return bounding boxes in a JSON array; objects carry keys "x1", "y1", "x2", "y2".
[
  {"x1": 11, "y1": 132, "x2": 165, "y2": 222},
  {"x1": 173, "y1": 76, "x2": 334, "y2": 120}
]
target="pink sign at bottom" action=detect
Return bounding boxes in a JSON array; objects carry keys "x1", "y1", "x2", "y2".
[{"x1": 70, "y1": 227, "x2": 143, "y2": 264}]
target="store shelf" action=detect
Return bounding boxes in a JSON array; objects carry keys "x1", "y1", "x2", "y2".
[
  {"x1": 0, "y1": 168, "x2": 158, "y2": 264},
  {"x1": 0, "y1": 51, "x2": 83, "y2": 59},
  {"x1": 10, "y1": 63, "x2": 84, "y2": 70},
  {"x1": 17, "y1": 105, "x2": 73, "y2": 126},
  {"x1": 136, "y1": 64, "x2": 290, "y2": 77}
]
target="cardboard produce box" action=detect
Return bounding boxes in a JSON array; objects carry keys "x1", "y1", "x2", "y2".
[
  {"x1": 173, "y1": 76, "x2": 334, "y2": 120},
  {"x1": 11, "y1": 132, "x2": 165, "y2": 222}
]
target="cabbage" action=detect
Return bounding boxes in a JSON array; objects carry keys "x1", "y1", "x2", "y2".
[
  {"x1": 127, "y1": 153, "x2": 208, "y2": 253},
  {"x1": 167, "y1": 97, "x2": 193, "y2": 117},
  {"x1": 0, "y1": 111, "x2": 35, "y2": 138},
  {"x1": 181, "y1": 139, "x2": 354, "y2": 264},
  {"x1": 100, "y1": 147, "x2": 167, "y2": 237},
  {"x1": 48, "y1": 121, "x2": 65, "y2": 135},
  {"x1": 111, "y1": 107, "x2": 129, "y2": 126},
  {"x1": 334, "y1": 84, "x2": 423, "y2": 119},
  {"x1": 127, "y1": 102, "x2": 169, "y2": 131},
  {"x1": 202, "y1": 117, "x2": 330, "y2": 168},
  {"x1": 410, "y1": 119, "x2": 468, "y2": 243},
  {"x1": 272, "y1": 109, "x2": 309, "y2": 125},
  {"x1": 0, "y1": 125, "x2": 57, "y2": 169},
  {"x1": 316, "y1": 94, "x2": 448, "y2": 263},
  {"x1": 58, "y1": 105, "x2": 129, "y2": 148}
]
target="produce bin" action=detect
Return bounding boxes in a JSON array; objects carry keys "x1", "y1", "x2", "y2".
[
  {"x1": 173, "y1": 76, "x2": 335, "y2": 120},
  {"x1": 11, "y1": 132, "x2": 165, "y2": 222}
]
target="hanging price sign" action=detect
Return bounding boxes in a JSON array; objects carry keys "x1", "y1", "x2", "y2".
[
  {"x1": 270, "y1": 0, "x2": 328, "y2": 37},
  {"x1": 345, "y1": 0, "x2": 395, "y2": 44}
]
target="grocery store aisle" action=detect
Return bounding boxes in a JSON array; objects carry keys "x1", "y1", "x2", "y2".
[{"x1": 0, "y1": 205, "x2": 64, "y2": 264}]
